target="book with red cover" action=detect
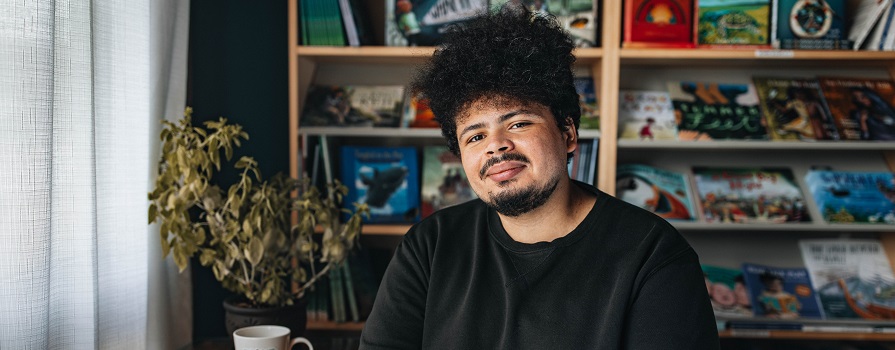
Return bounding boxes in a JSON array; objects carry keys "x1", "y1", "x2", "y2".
[{"x1": 624, "y1": 0, "x2": 697, "y2": 48}]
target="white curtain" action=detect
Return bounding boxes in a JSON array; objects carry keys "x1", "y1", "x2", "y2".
[{"x1": 0, "y1": 0, "x2": 191, "y2": 348}]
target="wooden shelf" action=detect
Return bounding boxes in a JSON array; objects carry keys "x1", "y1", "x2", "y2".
[
  {"x1": 306, "y1": 320, "x2": 365, "y2": 332},
  {"x1": 620, "y1": 48, "x2": 895, "y2": 67},
  {"x1": 720, "y1": 329, "x2": 895, "y2": 341},
  {"x1": 299, "y1": 127, "x2": 601, "y2": 139},
  {"x1": 673, "y1": 221, "x2": 895, "y2": 233},
  {"x1": 618, "y1": 140, "x2": 895, "y2": 151},
  {"x1": 295, "y1": 46, "x2": 603, "y2": 65}
]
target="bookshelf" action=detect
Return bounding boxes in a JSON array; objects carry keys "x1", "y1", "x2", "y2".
[{"x1": 288, "y1": 0, "x2": 895, "y2": 343}]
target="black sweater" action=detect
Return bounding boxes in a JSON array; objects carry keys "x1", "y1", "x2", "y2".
[{"x1": 360, "y1": 183, "x2": 720, "y2": 349}]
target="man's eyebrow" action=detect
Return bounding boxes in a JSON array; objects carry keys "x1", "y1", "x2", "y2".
[{"x1": 458, "y1": 110, "x2": 527, "y2": 140}]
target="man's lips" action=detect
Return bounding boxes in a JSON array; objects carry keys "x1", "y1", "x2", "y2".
[{"x1": 484, "y1": 161, "x2": 526, "y2": 182}]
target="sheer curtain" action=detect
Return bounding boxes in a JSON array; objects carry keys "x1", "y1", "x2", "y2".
[{"x1": 0, "y1": 0, "x2": 190, "y2": 348}]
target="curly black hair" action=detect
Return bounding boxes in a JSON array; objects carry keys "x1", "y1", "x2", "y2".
[{"x1": 410, "y1": 4, "x2": 580, "y2": 158}]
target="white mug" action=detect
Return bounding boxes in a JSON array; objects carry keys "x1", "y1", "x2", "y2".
[{"x1": 232, "y1": 325, "x2": 314, "y2": 350}]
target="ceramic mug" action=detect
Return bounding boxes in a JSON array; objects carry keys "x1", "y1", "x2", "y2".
[{"x1": 232, "y1": 325, "x2": 313, "y2": 350}]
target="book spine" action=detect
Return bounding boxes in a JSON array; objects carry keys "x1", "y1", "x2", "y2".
[
  {"x1": 331, "y1": 263, "x2": 346, "y2": 322},
  {"x1": 769, "y1": 0, "x2": 779, "y2": 48},
  {"x1": 338, "y1": 0, "x2": 360, "y2": 46},
  {"x1": 341, "y1": 260, "x2": 361, "y2": 322}
]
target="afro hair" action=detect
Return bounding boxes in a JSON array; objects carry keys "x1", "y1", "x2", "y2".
[{"x1": 410, "y1": 4, "x2": 580, "y2": 158}]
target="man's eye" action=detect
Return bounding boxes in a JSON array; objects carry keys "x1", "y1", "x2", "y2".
[
  {"x1": 510, "y1": 122, "x2": 530, "y2": 129},
  {"x1": 468, "y1": 134, "x2": 484, "y2": 143}
]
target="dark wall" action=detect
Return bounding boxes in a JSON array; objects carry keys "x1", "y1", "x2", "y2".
[{"x1": 188, "y1": 0, "x2": 289, "y2": 340}]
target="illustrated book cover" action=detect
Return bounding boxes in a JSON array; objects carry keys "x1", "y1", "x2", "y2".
[
  {"x1": 818, "y1": 77, "x2": 895, "y2": 141},
  {"x1": 421, "y1": 145, "x2": 477, "y2": 218},
  {"x1": 340, "y1": 146, "x2": 420, "y2": 223},
  {"x1": 702, "y1": 264, "x2": 754, "y2": 318},
  {"x1": 775, "y1": 0, "x2": 851, "y2": 50},
  {"x1": 403, "y1": 92, "x2": 439, "y2": 128},
  {"x1": 623, "y1": 0, "x2": 696, "y2": 47},
  {"x1": 692, "y1": 167, "x2": 810, "y2": 223},
  {"x1": 616, "y1": 164, "x2": 697, "y2": 221},
  {"x1": 575, "y1": 76, "x2": 600, "y2": 130},
  {"x1": 618, "y1": 90, "x2": 678, "y2": 140},
  {"x1": 804, "y1": 170, "x2": 895, "y2": 224},
  {"x1": 385, "y1": 0, "x2": 489, "y2": 47},
  {"x1": 490, "y1": 0, "x2": 599, "y2": 47},
  {"x1": 799, "y1": 239, "x2": 895, "y2": 319},
  {"x1": 667, "y1": 81, "x2": 769, "y2": 140},
  {"x1": 697, "y1": 0, "x2": 771, "y2": 46},
  {"x1": 741, "y1": 262, "x2": 824, "y2": 319},
  {"x1": 301, "y1": 85, "x2": 405, "y2": 127},
  {"x1": 752, "y1": 77, "x2": 840, "y2": 141}
]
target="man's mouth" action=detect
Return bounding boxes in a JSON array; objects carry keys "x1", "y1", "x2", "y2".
[{"x1": 484, "y1": 162, "x2": 526, "y2": 182}]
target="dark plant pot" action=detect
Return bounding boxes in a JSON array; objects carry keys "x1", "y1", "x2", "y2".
[{"x1": 223, "y1": 296, "x2": 308, "y2": 338}]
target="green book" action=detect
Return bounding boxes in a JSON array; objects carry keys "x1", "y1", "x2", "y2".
[
  {"x1": 330, "y1": 263, "x2": 346, "y2": 322},
  {"x1": 341, "y1": 259, "x2": 360, "y2": 322}
]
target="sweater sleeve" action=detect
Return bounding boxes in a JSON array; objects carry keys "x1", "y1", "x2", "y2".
[
  {"x1": 622, "y1": 248, "x2": 720, "y2": 350},
  {"x1": 359, "y1": 231, "x2": 429, "y2": 350}
]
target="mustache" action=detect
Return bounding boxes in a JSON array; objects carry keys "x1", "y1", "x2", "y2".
[{"x1": 479, "y1": 153, "x2": 530, "y2": 179}]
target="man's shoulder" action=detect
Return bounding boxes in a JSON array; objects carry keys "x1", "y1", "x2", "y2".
[{"x1": 405, "y1": 199, "x2": 488, "y2": 239}]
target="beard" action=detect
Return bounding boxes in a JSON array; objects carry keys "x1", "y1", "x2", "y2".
[{"x1": 484, "y1": 172, "x2": 560, "y2": 217}]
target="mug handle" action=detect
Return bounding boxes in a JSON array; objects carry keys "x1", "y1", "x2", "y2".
[{"x1": 290, "y1": 337, "x2": 314, "y2": 350}]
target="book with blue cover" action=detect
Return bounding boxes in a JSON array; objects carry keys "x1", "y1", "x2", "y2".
[
  {"x1": 340, "y1": 146, "x2": 420, "y2": 223},
  {"x1": 741, "y1": 262, "x2": 824, "y2": 319},
  {"x1": 775, "y1": 0, "x2": 851, "y2": 50},
  {"x1": 804, "y1": 170, "x2": 895, "y2": 224},
  {"x1": 616, "y1": 164, "x2": 696, "y2": 221}
]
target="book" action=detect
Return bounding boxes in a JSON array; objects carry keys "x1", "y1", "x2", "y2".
[
  {"x1": 702, "y1": 264, "x2": 754, "y2": 318},
  {"x1": 618, "y1": 90, "x2": 678, "y2": 141},
  {"x1": 330, "y1": 262, "x2": 346, "y2": 322},
  {"x1": 340, "y1": 146, "x2": 421, "y2": 223},
  {"x1": 623, "y1": 0, "x2": 697, "y2": 47},
  {"x1": 752, "y1": 77, "x2": 840, "y2": 141},
  {"x1": 490, "y1": 0, "x2": 599, "y2": 47},
  {"x1": 667, "y1": 81, "x2": 769, "y2": 140},
  {"x1": 341, "y1": 260, "x2": 360, "y2": 322},
  {"x1": 741, "y1": 262, "x2": 824, "y2": 319},
  {"x1": 848, "y1": 0, "x2": 893, "y2": 50},
  {"x1": 574, "y1": 76, "x2": 600, "y2": 130},
  {"x1": 692, "y1": 167, "x2": 811, "y2": 223},
  {"x1": 775, "y1": 0, "x2": 851, "y2": 50},
  {"x1": 404, "y1": 92, "x2": 439, "y2": 128},
  {"x1": 616, "y1": 164, "x2": 697, "y2": 221},
  {"x1": 421, "y1": 145, "x2": 477, "y2": 218},
  {"x1": 799, "y1": 239, "x2": 895, "y2": 319},
  {"x1": 804, "y1": 170, "x2": 895, "y2": 224},
  {"x1": 865, "y1": 0, "x2": 895, "y2": 51},
  {"x1": 385, "y1": 0, "x2": 489, "y2": 47},
  {"x1": 697, "y1": 0, "x2": 771, "y2": 46},
  {"x1": 818, "y1": 77, "x2": 895, "y2": 141},
  {"x1": 347, "y1": 249, "x2": 381, "y2": 320},
  {"x1": 301, "y1": 85, "x2": 406, "y2": 127}
]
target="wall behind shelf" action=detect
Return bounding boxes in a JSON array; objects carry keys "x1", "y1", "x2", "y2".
[{"x1": 188, "y1": 0, "x2": 290, "y2": 341}]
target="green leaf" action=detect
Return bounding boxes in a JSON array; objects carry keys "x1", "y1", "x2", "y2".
[
  {"x1": 245, "y1": 237, "x2": 264, "y2": 266},
  {"x1": 172, "y1": 244, "x2": 188, "y2": 272}
]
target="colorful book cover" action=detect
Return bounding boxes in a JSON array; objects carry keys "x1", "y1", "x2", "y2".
[
  {"x1": 489, "y1": 0, "x2": 599, "y2": 47},
  {"x1": 741, "y1": 262, "x2": 824, "y2": 319},
  {"x1": 692, "y1": 167, "x2": 810, "y2": 223},
  {"x1": 421, "y1": 146, "x2": 477, "y2": 218},
  {"x1": 775, "y1": 0, "x2": 851, "y2": 50},
  {"x1": 818, "y1": 77, "x2": 895, "y2": 141},
  {"x1": 667, "y1": 81, "x2": 769, "y2": 140},
  {"x1": 623, "y1": 0, "x2": 696, "y2": 47},
  {"x1": 404, "y1": 92, "x2": 439, "y2": 128},
  {"x1": 618, "y1": 90, "x2": 678, "y2": 140},
  {"x1": 301, "y1": 85, "x2": 405, "y2": 127},
  {"x1": 752, "y1": 77, "x2": 840, "y2": 141},
  {"x1": 804, "y1": 170, "x2": 895, "y2": 224},
  {"x1": 386, "y1": 0, "x2": 489, "y2": 47},
  {"x1": 799, "y1": 239, "x2": 895, "y2": 319},
  {"x1": 574, "y1": 76, "x2": 600, "y2": 130},
  {"x1": 616, "y1": 164, "x2": 696, "y2": 221},
  {"x1": 340, "y1": 146, "x2": 420, "y2": 223},
  {"x1": 702, "y1": 264, "x2": 754, "y2": 318},
  {"x1": 697, "y1": 0, "x2": 771, "y2": 46}
]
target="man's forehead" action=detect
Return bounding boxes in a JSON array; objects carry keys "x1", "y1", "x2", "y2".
[{"x1": 456, "y1": 96, "x2": 546, "y2": 124}]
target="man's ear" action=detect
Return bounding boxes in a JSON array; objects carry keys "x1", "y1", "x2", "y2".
[{"x1": 563, "y1": 117, "x2": 578, "y2": 152}]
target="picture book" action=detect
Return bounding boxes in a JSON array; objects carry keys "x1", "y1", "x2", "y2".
[
  {"x1": 301, "y1": 85, "x2": 405, "y2": 127},
  {"x1": 863, "y1": 0, "x2": 895, "y2": 51},
  {"x1": 618, "y1": 90, "x2": 678, "y2": 141},
  {"x1": 421, "y1": 146, "x2": 477, "y2": 218},
  {"x1": 617, "y1": 164, "x2": 697, "y2": 221},
  {"x1": 404, "y1": 92, "x2": 439, "y2": 128},
  {"x1": 702, "y1": 264, "x2": 754, "y2": 318},
  {"x1": 697, "y1": 0, "x2": 771, "y2": 46},
  {"x1": 804, "y1": 170, "x2": 895, "y2": 224},
  {"x1": 752, "y1": 77, "x2": 840, "y2": 141},
  {"x1": 623, "y1": 0, "x2": 696, "y2": 47},
  {"x1": 818, "y1": 77, "x2": 895, "y2": 141},
  {"x1": 799, "y1": 239, "x2": 895, "y2": 319},
  {"x1": 667, "y1": 81, "x2": 768, "y2": 140},
  {"x1": 847, "y1": 0, "x2": 893, "y2": 50},
  {"x1": 490, "y1": 0, "x2": 599, "y2": 47},
  {"x1": 692, "y1": 167, "x2": 810, "y2": 223},
  {"x1": 775, "y1": 0, "x2": 851, "y2": 50},
  {"x1": 741, "y1": 262, "x2": 824, "y2": 319},
  {"x1": 386, "y1": 0, "x2": 489, "y2": 47},
  {"x1": 574, "y1": 76, "x2": 600, "y2": 130},
  {"x1": 340, "y1": 146, "x2": 420, "y2": 223}
]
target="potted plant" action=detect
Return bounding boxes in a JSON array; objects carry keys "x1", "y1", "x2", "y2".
[{"x1": 148, "y1": 108, "x2": 367, "y2": 336}]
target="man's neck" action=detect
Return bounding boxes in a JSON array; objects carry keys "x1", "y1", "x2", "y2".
[{"x1": 497, "y1": 180, "x2": 597, "y2": 244}]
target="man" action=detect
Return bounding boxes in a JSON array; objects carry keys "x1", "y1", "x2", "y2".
[{"x1": 360, "y1": 5, "x2": 719, "y2": 349}]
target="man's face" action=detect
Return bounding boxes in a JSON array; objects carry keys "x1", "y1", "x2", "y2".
[{"x1": 454, "y1": 97, "x2": 576, "y2": 216}]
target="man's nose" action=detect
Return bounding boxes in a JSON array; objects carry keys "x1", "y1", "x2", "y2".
[{"x1": 486, "y1": 133, "x2": 514, "y2": 155}]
